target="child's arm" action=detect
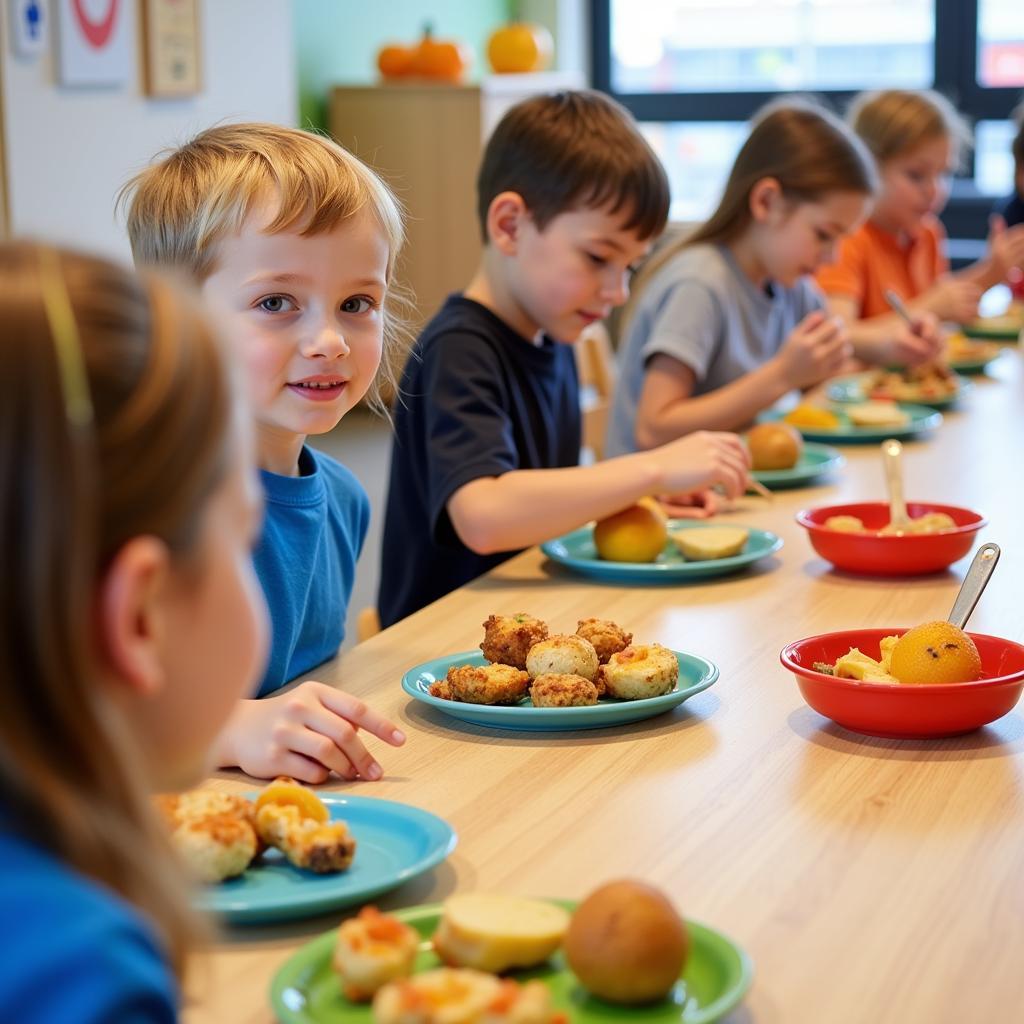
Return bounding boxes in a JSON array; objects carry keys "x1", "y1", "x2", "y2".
[
  {"x1": 212, "y1": 684, "x2": 406, "y2": 784},
  {"x1": 953, "y1": 215, "x2": 1024, "y2": 292},
  {"x1": 633, "y1": 311, "x2": 849, "y2": 445},
  {"x1": 826, "y1": 296, "x2": 943, "y2": 365},
  {"x1": 446, "y1": 430, "x2": 749, "y2": 554}
]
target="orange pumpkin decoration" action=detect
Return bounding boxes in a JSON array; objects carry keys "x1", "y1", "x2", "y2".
[
  {"x1": 487, "y1": 21, "x2": 554, "y2": 74},
  {"x1": 377, "y1": 43, "x2": 415, "y2": 79},
  {"x1": 409, "y1": 25, "x2": 471, "y2": 82}
]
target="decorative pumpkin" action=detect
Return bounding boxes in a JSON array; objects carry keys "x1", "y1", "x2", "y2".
[
  {"x1": 409, "y1": 24, "x2": 471, "y2": 83},
  {"x1": 487, "y1": 21, "x2": 554, "y2": 74},
  {"x1": 377, "y1": 43, "x2": 415, "y2": 79}
]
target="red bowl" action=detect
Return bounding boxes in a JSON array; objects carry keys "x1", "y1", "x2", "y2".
[
  {"x1": 795, "y1": 501, "x2": 986, "y2": 575},
  {"x1": 781, "y1": 628, "x2": 1024, "y2": 738}
]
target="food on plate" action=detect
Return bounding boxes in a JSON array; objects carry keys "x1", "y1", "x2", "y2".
[
  {"x1": 888, "y1": 620, "x2": 982, "y2": 685},
  {"x1": 599, "y1": 643, "x2": 678, "y2": 700},
  {"x1": 820, "y1": 640, "x2": 900, "y2": 683},
  {"x1": 429, "y1": 663, "x2": 531, "y2": 705},
  {"x1": 966, "y1": 312, "x2": 1022, "y2": 334},
  {"x1": 593, "y1": 497, "x2": 668, "y2": 563},
  {"x1": 746, "y1": 421, "x2": 803, "y2": 470},
  {"x1": 255, "y1": 802, "x2": 357, "y2": 874},
  {"x1": 525, "y1": 634, "x2": 600, "y2": 682},
  {"x1": 333, "y1": 906, "x2": 420, "y2": 1002},
  {"x1": 480, "y1": 613, "x2": 549, "y2": 669},
  {"x1": 575, "y1": 617, "x2": 632, "y2": 663},
  {"x1": 944, "y1": 333, "x2": 1000, "y2": 363},
  {"x1": 846, "y1": 401, "x2": 909, "y2": 427},
  {"x1": 255, "y1": 775, "x2": 330, "y2": 823},
  {"x1": 669, "y1": 526, "x2": 749, "y2": 561},
  {"x1": 822, "y1": 511, "x2": 956, "y2": 535},
  {"x1": 859, "y1": 363, "x2": 957, "y2": 402},
  {"x1": 783, "y1": 403, "x2": 841, "y2": 429},
  {"x1": 432, "y1": 893, "x2": 570, "y2": 973},
  {"x1": 564, "y1": 880, "x2": 689, "y2": 1005},
  {"x1": 529, "y1": 673, "x2": 601, "y2": 707},
  {"x1": 373, "y1": 968, "x2": 564, "y2": 1024}
]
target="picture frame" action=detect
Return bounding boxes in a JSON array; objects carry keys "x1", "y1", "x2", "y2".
[{"x1": 141, "y1": 0, "x2": 201, "y2": 98}]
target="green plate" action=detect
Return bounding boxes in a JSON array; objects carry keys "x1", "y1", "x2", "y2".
[
  {"x1": 541, "y1": 520, "x2": 783, "y2": 583},
  {"x1": 759, "y1": 404, "x2": 942, "y2": 444},
  {"x1": 402, "y1": 650, "x2": 717, "y2": 731},
  {"x1": 826, "y1": 372, "x2": 970, "y2": 410},
  {"x1": 750, "y1": 442, "x2": 845, "y2": 489},
  {"x1": 962, "y1": 316, "x2": 1022, "y2": 340},
  {"x1": 269, "y1": 901, "x2": 754, "y2": 1023}
]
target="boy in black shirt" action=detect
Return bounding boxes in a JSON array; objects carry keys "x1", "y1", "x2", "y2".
[{"x1": 379, "y1": 90, "x2": 750, "y2": 626}]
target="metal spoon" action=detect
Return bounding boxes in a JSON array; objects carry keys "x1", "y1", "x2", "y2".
[
  {"x1": 881, "y1": 438, "x2": 910, "y2": 531},
  {"x1": 948, "y1": 543, "x2": 1001, "y2": 630}
]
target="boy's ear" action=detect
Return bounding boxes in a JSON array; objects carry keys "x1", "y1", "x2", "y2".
[
  {"x1": 749, "y1": 177, "x2": 784, "y2": 224},
  {"x1": 97, "y1": 536, "x2": 173, "y2": 699},
  {"x1": 486, "y1": 191, "x2": 530, "y2": 255}
]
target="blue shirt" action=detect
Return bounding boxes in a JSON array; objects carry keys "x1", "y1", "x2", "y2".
[
  {"x1": 253, "y1": 445, "x2": 370, "y2": 695},
  {"x1": 0, "y1": 824, "x2": 177, "y2": 1024},
  {"x1": 378, "y1": 295, "x2": 580, "y2": 627}
]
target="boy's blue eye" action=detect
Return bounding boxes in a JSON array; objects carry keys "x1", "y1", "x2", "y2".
[
  {"x1": 341, "y1": 296, "x2": 375, "y2": 314},
  {"x1": 258, "y1": 295, "x2": 296, "y2": 313}
]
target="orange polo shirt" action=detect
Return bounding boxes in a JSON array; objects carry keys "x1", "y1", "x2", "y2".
[{"x1": 816, "y1": 214, "x2": 949, "y2": 318}]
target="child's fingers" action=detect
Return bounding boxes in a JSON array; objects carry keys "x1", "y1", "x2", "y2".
[
  {"x1": 297, "y1": 704, "x2": 381, "y2": 780},
  {"x1": 266, "y1": 749, "x2": 332, "y2": 785},
  {"x1": 319, "y1": 688, "x2": 407, "y2": 748}
]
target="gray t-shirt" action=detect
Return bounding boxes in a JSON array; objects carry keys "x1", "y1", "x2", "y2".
[{"x1": 606, "y1": 243, "x2": 823, "y2": 456}]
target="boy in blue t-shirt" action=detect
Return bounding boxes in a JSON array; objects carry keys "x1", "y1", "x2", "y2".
[
  {"x1": 380, "y1": 91, "x2": 752, "y2": 626},
  {"x1": 123, "y1": 123, "x2": 407, "y2": 782}
]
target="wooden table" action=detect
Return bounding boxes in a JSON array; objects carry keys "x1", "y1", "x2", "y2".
[{"x1": 187, "y1": 352, "x2": 1024, "y2": 1024}]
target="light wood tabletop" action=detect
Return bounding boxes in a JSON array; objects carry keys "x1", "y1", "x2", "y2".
[{"x1": 186, "y1": 351, "x2": 1024, "y2": 1024}]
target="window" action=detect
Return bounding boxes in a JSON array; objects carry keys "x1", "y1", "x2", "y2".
[{"x1": 593, "y1": 0, "x2": 1024, "y2": 238}]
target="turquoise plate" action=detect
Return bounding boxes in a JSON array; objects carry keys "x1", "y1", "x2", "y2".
[
  {"x1": 402, "y1": 650, "x2": 718, "y2": 731},
  {"x1": 759, "y1": 404, "x2": 942, "y2": 444},
  {"x1": 199, "y1": 796, "x2": 456, "y2": 924},
  {"x1": 750, "y1": 442, "x2": 845, "y2": 489},
  {"x1": 541, "y1": 520, "x2": 783, "y2": 583},
  {"x1": 825, "y1": 372, "x2": 970, "y2": 409},
  {"x1": 270, "y1": 901, "x2": 754, "y2": 1024}
]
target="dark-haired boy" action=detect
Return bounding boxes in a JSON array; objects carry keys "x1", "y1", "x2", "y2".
[{"x1": 379, "y1": 90, "x2": 750, "y2": 626}]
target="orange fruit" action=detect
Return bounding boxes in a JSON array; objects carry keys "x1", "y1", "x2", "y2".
[
  {"x1": 888, "y1": 621, "x2": 982, "y2": 685},
  {"x1": 747, "y1": 422, "x2": 803, "y2": 470},
  {"x1": 254, "y1": 776, "x2": 329, "y2": 822},
  {"x1": 783, "y1": 404, "x2": 840, "y2": 429},
  {"x1": 593, "y1": 499, "x2": 667, "y2": 563}
]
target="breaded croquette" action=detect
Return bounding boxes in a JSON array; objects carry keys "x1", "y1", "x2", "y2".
[
  {"x1": 599, "y1": 643, "x2": 679, "y2": 700},
  {"x1": 155, "y1": 792, "x2": 259, "y2": 883},
  {"x1": 255, "y1": 803, "x2": 356, "y2": 874},
  {"x1": 575, "y1": 618, "x2": 633, "y2": 664},
  {"x1": 530, "y1": 673, "x2": 601, "y2": 707},
  {"x1": 480, "y1": 613, "x2": 549, "y2": 669},
  {"x1": 525, "y1": 634, "x2": 599, "y2": 682},
  {"x1": 430, "y1": 663, "x2": 531, "y2": 705},
  {"x1": 333, "y1": 906, "x2": 419, "y2": 1002}
]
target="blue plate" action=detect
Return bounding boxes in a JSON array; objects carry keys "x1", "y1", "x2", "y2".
[
  {"x1": 402, "y1": 650, "x2": 718, "y2": 731},
  {"x1": 199, "y1": 795, "x2": 456, "y2": 924},
  {"x1": 759, "y1": 404, "x2": 942, "y2": 444},
  {"x1": 541, "y1": 520, "x2": 782, "y2": 583},
  {"x1": 825, "y1": 372, "x2": 970, "y2": 409},
  {"x1": 750, "y1": 442, "x2": 845, "y2": 489},
  {"x1": 270, "y1": 901, "x2": 754, "y2": 1024}
]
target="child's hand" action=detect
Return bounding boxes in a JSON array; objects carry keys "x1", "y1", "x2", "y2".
[
  {"x1": 923, "y1": 277, "x2": 982, "y2": 323},
  {"x1": 776, "y1": 312, "x2": 852, "y2": 389},
  {"x1": 217, "y1": 683, "x2": 406, "y2": 784},
  {"x1": 655, "y1": 488, "x2": 720, "y2": 519},
  {"x1": 986, "y1": 215, "x2": 1024, "y2": 283},
  {"x1": 881, "y1": 311, "x2": 942, "y2": 366},
  {"x1": 649, "y1": 431, "x2": 750, "y2": 500}
]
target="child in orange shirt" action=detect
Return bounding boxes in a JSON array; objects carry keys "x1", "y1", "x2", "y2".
[{"x1": 818, "y1": 89, "x2": 1024, "y2": 361}]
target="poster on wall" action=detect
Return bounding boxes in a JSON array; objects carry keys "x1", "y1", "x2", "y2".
[
  {"x1": 55, "y1": 0, "x2": 132, "y2": 87},
  {"x1": 9, "y1": 0, "x2": 48, "y2": 58},
  {"x1": 141, "y1": 0, "x2": 202, "y2": 97}
]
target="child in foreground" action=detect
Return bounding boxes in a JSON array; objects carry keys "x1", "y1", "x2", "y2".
[
  {"x1": 0, "y1": 241, "x2": 266, "y2": 1021},
  {"x1": 607, "y1": 100, "x2": 884, "y2": 455},
  {"x1": 818, "y1": 89, "x2": 1024, "y2": 348},
  {"x1": 379, "y1": 90, "x2": 750, "y2": 627},
  {"x1": 122, "y1": 124, "x2": 406, "y2": 782}
]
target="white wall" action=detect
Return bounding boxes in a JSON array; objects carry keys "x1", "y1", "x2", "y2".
[{"x1": 0, "y1": 0, "x2": 296, "y2": 261}]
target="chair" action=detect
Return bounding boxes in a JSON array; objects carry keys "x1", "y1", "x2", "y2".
[
  {"x1": 357, "y1": 606, "x2": 381, "y2": 642},
  {"x1": 575, "y1": 322, "x2": 616, "y2": 463}
]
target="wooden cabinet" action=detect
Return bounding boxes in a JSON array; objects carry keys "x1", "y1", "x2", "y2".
[{"x1": 329, "y1": 73, "x2": 583, "y2": 328}]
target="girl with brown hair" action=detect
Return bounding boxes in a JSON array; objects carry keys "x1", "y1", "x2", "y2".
[
  {"x1": 0, "y1": 241, "x2": 268, "y2": 1021},
  {"x1": 607, "y1": 100, "x2": 888, "y2": 457}
]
